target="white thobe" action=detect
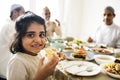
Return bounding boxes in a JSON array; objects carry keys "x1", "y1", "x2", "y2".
[
  {"x1": 0, "y1": 19, "x2": 15, "y2": 78},
  {"x1": 92, "y1": 23, "x2": 120, "y2": 48}
]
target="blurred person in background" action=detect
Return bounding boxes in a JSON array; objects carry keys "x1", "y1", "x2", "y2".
[
  {"x1": 87, "y1": 6, "x2": 120, "y2": 48},
  {"x1": 42, "y1": 6, "x2": 62, "y2": 38},
  {"x1": 0, "y1": 4, "x2": 25, "y2": 80}
]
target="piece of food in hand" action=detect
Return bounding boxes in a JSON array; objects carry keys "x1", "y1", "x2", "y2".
[
  {"x1": 44, "y1": 48, "x2": 65, "y2": 61},
  {"x1": 44, "y1": 48, "x2": 57, "y2": 59}
]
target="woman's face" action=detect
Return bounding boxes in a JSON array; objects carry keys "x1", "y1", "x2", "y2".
[{"x1": 22, "y1": 22, "x2": 46, "y2": 55}]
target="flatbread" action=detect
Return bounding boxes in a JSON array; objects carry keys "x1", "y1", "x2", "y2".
[{"x1": 44, "y1": 48, "x2": 57, "y2": 59}]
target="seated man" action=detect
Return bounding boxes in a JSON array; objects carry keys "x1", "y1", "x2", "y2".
[
  {"x1": 42, "y1": 6, "x2": 62, "y2": 38},
  {"x1": 87, "y1": 6, "x2": 120, "y2": 48},
  {"x1": 0, "y1": 4, "x2": 25, "y2": 80}
]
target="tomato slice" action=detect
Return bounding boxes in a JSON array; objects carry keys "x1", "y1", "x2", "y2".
[{"x1": 106, "y1": 68, "x2": 113, "y2": 73}]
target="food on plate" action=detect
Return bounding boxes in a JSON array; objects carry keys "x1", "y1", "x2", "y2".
[
  {"x1": 92, "y1": 48, "x2": 113, "y2": 54},
  {"x1": 115, "y1": 64, "x2": 120, "y2": 71},
  {"x1": 104, "y1": 62, "x2": 120, "y2": 75},
  {"x1": 71, "y1": 39, "x2": 86, "y2": 45},
  {"x1": 63, "y1": 46, "x2": 73, "y2": 53},
  {"x1": 102, "y1": 49, "x2": 112, "y2": 54},
  {"x1": 115, "y1": 58, "x2": 120, "y2": 63},
  {"x1": 65, "y1": 42, "x2": 72, "y2": 46},
  {"x1": 64, "y1": 37, "x2": 74, "y2": 42},
  {"x1": 72, "y1": 46, "x2": 86, "y2": 59},
  {"x1": 92, "y1": 48, "x2": 103, "y2": 53},
  {"x1": 100, "y1": 45, "x2": 107, "y2": 48},
  {"x1": 64, "y1": 47, "x2": 73, "y2": 50}
]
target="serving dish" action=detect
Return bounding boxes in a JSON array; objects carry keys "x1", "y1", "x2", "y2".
[
  {"x1": 101, "y1": 63, "x2": 120, "y2": 79},
  {"x1": 94, "y1": 55, "x2": 115, "y2": 64}
]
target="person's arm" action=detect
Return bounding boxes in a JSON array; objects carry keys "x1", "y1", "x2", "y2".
[
  {"x1": 116, "y1": 30, "x2": 120, "y2": 48},
  {"x1": 33, "y1": 54, "x2": 59, "y2": 80},
  {"x1": 0, "y1": 21, "x2": 15, "y2": 46},
  {"x1": 55, "y1": 19, "x2": 60, "y2": 26},
  {"x1": 87, "y1": 25, "x2": 101, "y2": 43},
  {"x1": 53, "y1": 22, "x2": 62, "y2": 37}
]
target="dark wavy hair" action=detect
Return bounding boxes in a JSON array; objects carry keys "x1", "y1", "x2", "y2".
[{"x1": 10, "y1": 11, "x2": 46, "y2": 54}]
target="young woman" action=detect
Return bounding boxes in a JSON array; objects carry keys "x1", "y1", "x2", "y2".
[{"x1": 7, "y1": 11, "x2": 65, "y2": 80}]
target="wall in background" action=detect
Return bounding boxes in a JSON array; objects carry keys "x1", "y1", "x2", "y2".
[
  {"x1": 0, "y1": 0, "x2": 120, "y2": 41},
  {"x1": 81, "y1": 0, "x2": 120, "y2": 40},
  {"x1": 0, "y1": 0, "x2": 30, "y2": 31},
  {"x1": 59, "y1": 0, "x2": 120, "y2": 41}
]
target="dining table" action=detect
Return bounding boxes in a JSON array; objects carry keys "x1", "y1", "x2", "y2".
[
  {"x1": 47, "y1": 38, "x2": 120, "y2": 80},
  {"x1": 54, "y1": 52, "x2": 119, "y2": 80},
  {"x1": 54, "y1": 60, "x2": 119, "y2": 80}
]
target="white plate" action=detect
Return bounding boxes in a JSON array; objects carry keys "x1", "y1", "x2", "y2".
[
  {"x1": 101, "y1": 63, "x2": 120, "y2": 79},
  {"x1": 61, "y1": 61, "x2": 101, "y2": 76},
  {"x1": 66, "y1": 51, "x2": 94, "y2": 61},
  {"x1": 94, "y1": 55, "x2": 115, "y2": 64},
  {"x1": 65, "y1": 53, "x2": 86, "y2": 61},
  {"x1": 92, "y1": 48, "x2": 114, "y2": 55}
]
